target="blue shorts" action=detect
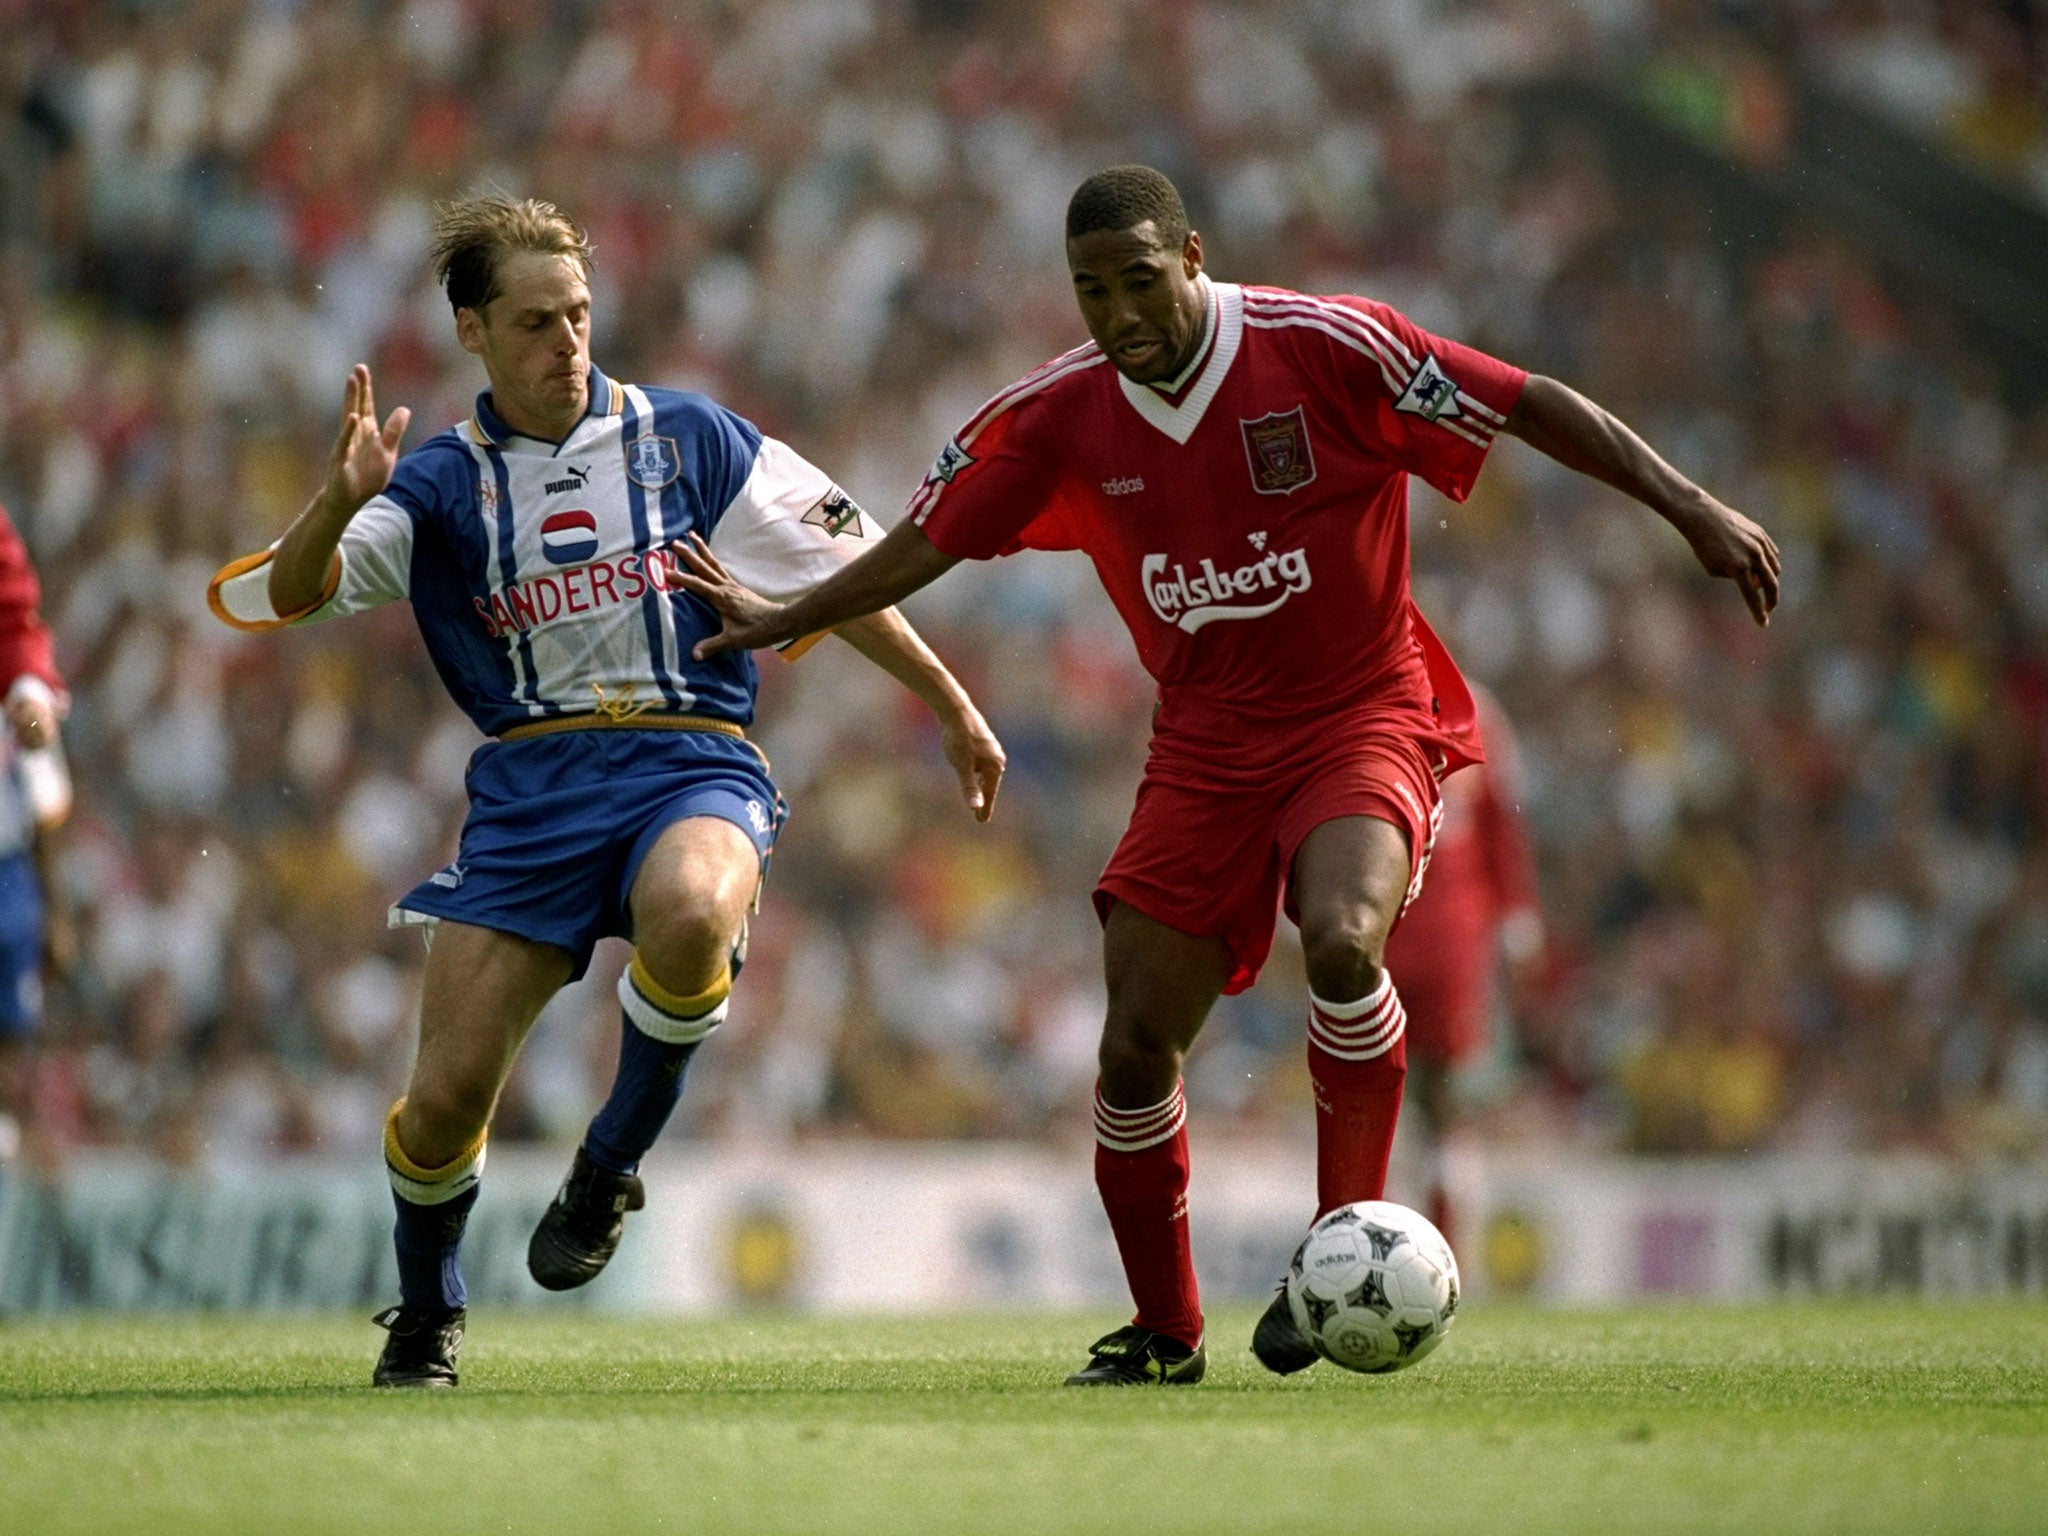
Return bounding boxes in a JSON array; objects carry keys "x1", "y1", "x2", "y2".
[
  {"x1": 393, "y1": 729, "x2": 785, "y2": 982},
  {"x1": 0, "y1": 853, "x2": 44, "y2": 1038}
]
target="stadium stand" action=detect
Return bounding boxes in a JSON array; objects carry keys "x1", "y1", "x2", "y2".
[{"x1": 0, "y1": 0, "x2": 2042, "y2": 1170}]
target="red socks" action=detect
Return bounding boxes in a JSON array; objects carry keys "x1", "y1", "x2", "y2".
[
  {"x1": 1089, "y1": 973, "x2": 1407, "y2": 1344},
  {"x1": 1306, "y1": 974, "x2": 1409, "y2": 1218},
  {"x1": 1092, "y1": 1081, "x2": 1201, "y2": 1349}
]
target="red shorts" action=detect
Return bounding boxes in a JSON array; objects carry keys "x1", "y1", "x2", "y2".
[
  {"x1": 1381, "y1": 926, "x2": 1491, "y2": 1064},
  {"x1": 1380, "y1": 843, "x2": 1496, "y2": 1065},
  {"x1": 1094, "y1": 704, "x2": 1453, "y2": 995}
]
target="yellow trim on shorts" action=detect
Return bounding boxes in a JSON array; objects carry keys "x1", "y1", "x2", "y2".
[{"x1": 497, "y1": 712, "x2": 746, "y2": 743}]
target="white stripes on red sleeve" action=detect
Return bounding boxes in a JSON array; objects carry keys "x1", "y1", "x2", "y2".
[
  {"x1": 1093, "y1": 1080, "x2": 1188, "y2": 1152},
  {"x1": 907, "y1": 346, "x2": 1106, "y2": 525},
  {"x1": 1240, "y1": 292, "x2": 1504, "y2": 452},
  {"x1": 1306, "y1": 973, "x2": 1407, "y2": 1062}
]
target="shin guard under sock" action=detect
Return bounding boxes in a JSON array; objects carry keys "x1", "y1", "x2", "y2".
[
  {"x1": 1306, "y1": 974, "x2": 1408, "y2": 1218},
  {"x1": 384, "y1": 1099, "x2": 485, "y2": 1312},
  {"x1": 1092, "y1": 1080, "x2": 1201, "y2": 1348},
  {"x1": 585, "y1": 955, "x2": 729, "y2": 1175}
]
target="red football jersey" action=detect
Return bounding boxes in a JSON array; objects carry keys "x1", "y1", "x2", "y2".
[
  {"x1": 0, "y1": 503, "x2": 61, "y2": 696},
  {"x1": 910, "y1": 279, "x2": 1525, "y2": 770}
]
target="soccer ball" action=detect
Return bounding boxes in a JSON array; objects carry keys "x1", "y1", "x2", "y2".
[{"x1": 1285, "y1": 1200, "x2": 1459, "y2": 1374}]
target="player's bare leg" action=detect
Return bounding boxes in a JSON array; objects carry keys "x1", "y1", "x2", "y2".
[
  {"x1": 1253, "y1": 814, "x2": 1415, "y2": 1375},
  {"x1": 1291, "y1": 813, "x2": 1415, "y2": 1201},
  {"x1": 397, "y1": 922, "x2": 573, "y2": 1165},
  {"x1": 528, "y1": 815, "x2": 758, "y2": 1291},
  {"x1": 1292, "y1": 814, "x2": 1411, "y2": 1002},
  {"x1": 377, "y1": 921, "x2": 572, "y2": 1387},
  {"x1": 1066, "y1": 901, "x2": 1228, "y2": 1385}
]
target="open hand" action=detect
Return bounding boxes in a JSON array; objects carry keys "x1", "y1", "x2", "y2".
[
  {"x1": 4, "y1": 690, "x2": 65, "y2": 750},
  {"x1": 1676, "y1": 495, "x2": 1781, "y2": 626},
  {"x1": 671, "y1": 534, "x2": 793, "y2": 656},
  {"x1": 324, "y1": 364, "x2": 409, "y2": 514},
  {"x1": 941, "y1": 705, "x2": 1006, "y2": 823}
]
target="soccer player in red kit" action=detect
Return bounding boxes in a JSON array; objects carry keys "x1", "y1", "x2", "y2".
[
  {"x1": 0, "y1": 502, "x2": 73, "y2": 1167},
  {"x1": 678, "y1": 166, "x2": 1780, "y2": 1384},
  {"x1": 1381, "y1": 684, "x2": 1542, "y2": 1252}
]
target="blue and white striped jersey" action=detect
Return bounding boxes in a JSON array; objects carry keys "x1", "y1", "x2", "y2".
[{"x1": 210, "y1": 368, "x2": 881, "y2": 735}]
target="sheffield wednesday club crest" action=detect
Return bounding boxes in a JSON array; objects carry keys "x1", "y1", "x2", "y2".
[{"x1": 626, "y1": 434, "x2": 681, "y2": 490}]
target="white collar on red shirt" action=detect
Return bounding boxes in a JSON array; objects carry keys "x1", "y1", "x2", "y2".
[{"x1": 1117, "y1": 274, "x2": 1243, "y2": 446}]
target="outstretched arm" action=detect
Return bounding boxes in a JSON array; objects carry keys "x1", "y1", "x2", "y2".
[
  {"x1": 673, "y1": 518, "x2": 959, "y2": 659},
  {"x1": 833, "y1": 610, "x2": 1006, "y2": 823},
  {"x1": 268, "y1": 364, "x2": 411, "y2": 617},
  {"x1": 671, "y1": 530, "x2": 1002, "y2": 820},
  {"x1": 0, "y1": 507, "x2": 66, "y2": 748},
  {"x1": 1503, "y1": 375, "x2": 1780, "y2": 626}
]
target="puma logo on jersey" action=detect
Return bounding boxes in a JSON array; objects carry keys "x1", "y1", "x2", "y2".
[
  {"x1": 1140, "y1": 547, "x2": 1312, "y2": 633},
  {"x1": 544, "y1": 465, "x2": 592, "y2": 495}
]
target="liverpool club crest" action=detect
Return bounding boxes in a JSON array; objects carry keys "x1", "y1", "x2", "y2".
[{"x1": 1241, "y1": 407, "x2": 1316, "y2": 494}]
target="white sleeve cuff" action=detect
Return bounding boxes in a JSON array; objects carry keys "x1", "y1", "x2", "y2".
[{"x1": 6, "y1": 676, "x2": 58, "y2": 713}]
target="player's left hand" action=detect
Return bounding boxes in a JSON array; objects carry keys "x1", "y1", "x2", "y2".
[
  {"x1": 941, "y1": 704, "x2": 1006, "y2": 823},
  {"x1": 4, "y1": 691, "x2": 64, "y2": 750},
  {"x1": 670, "y1": 534, "x2": 792, "y2": 655},
  {"x1": 1674, "y1": 495, "x2": 1780, "y2": 626}
]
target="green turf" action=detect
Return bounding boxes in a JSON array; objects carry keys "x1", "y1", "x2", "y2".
[{"x1": 1, "y1": 1303, "x2": 2044, "y2": 1535}]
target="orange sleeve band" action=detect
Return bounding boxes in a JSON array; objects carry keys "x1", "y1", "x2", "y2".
[{"x1": 206, "y1": 548, "x2": 343, "y2": 633}]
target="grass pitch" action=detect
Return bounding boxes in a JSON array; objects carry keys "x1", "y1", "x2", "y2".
[{"x1": 2, "y1": 1303, "x2": 2044, "y2": 1535}]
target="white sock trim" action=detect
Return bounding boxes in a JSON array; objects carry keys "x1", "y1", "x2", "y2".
[
  {"x1": 387, "y1": 1141, "x2": 486, "y2": 1207},
  {"x1": 1307, "y1": 972, "x2": 1393, "y2": 1021},
  {"x1": 618, "y1": 967, "x2": 729, "y2": 1045},
  {"x1": 1093, "y1": 1082, "x2": 1187, "y2": 1153},
  {"x1": 1308, "y1": 978, "x2": 1406, "y2": 1062}
]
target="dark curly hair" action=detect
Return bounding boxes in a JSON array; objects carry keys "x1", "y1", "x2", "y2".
[{"x1": 1065, "y1": 165, "x2": 1190, "y2": 249}]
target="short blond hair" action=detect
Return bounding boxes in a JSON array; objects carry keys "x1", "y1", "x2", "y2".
[{"x1": 430, "y1": 194, "x2": 593, "y2": 314}]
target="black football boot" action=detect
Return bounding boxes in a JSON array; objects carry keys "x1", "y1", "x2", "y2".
[
  {"x1": 371, "y1": 1304, "x2": 465, "y2": 1388},
  {"x1": 1250, "y1": 1284, "x2": 1319, "y2": 1375},
  {"x1": 526, "y1": 1145, "x2": 646, "y2": 1291},
  {"x1": 1062, "y1": 1325, "x2": 1207, "y2": 1386}
]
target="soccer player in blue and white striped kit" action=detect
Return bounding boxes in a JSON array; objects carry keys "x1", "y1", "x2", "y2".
[{"x1": 209, "y1": 197, "x2": 1006, "y2": 1387}]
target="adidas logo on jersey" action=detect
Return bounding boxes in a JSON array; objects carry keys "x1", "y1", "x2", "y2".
[{"x1": 1140, "y1": 546, "x2": 1312, "y2": 633}]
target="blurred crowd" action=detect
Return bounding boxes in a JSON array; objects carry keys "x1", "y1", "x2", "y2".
[
  {"x1": 1801, "y1": 0, "x2": 2048, "y2": 205},
  {"x1": 0, "y1": 0, "x2": 2043, "y2": 1168}
]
